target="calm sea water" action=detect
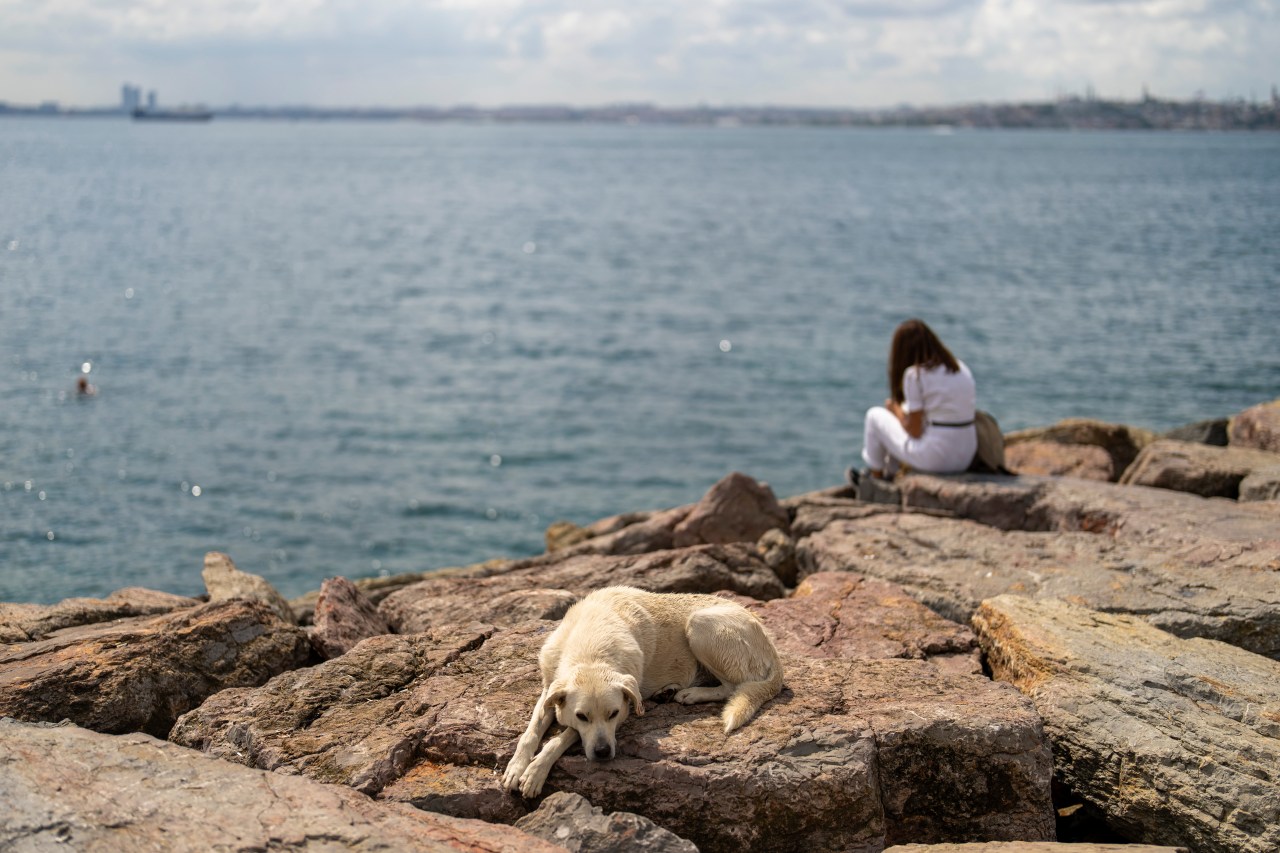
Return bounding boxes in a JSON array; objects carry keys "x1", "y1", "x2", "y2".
[{"x1": 2, "y1": 119, "x2": 1277, "y2": 605}]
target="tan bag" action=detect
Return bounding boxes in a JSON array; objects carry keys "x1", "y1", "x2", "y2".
[{"x1": 969, "y1": 410, "x2": 1008, "y2": 474}]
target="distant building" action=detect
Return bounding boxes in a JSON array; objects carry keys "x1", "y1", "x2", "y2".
[
  {"x1": 121, "y1": 84, "x2": 142, "y2": 112},
  {"x1": 147, "y1": 90, "x2": 157, "y2": 110}
]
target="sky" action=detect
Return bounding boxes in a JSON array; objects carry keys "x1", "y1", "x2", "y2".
[{"x1": 1, "y1": 0, "x2": 1277, "y2": 109}]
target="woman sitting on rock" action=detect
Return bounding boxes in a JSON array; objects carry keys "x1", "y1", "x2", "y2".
[{"x1": 852, "y1": 318, "x2": 977, "y2": 484}]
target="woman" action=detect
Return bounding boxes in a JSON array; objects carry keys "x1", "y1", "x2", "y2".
[{"x1": 854, "y1": 319, "x2": 977, "y2": 482}]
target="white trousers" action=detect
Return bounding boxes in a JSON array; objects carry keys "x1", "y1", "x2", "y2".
[{"x1": 860, "y1": 406, "x2": 977, "y2": 475}]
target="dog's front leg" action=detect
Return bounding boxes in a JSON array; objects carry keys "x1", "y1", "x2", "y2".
[
  {"x1": 518, "y1": 726, "x2": 580, "y2": 798},
  {"x1": 502, "y1": 692, "x2": 556, "y2": 791}
]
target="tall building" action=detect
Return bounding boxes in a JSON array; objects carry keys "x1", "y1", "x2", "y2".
[
  {"x1": 147, "y1": 90, "x2": 157, "y2": 110},
  {"x1": 120, "y1": 84, "x2": 142, "y2": 112}
]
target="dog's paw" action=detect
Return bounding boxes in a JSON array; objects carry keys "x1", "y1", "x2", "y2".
[
  {"x1": 674, "y1": 686, "x2": 715, "y2": 704},
  {"x1": 501, "y1": 760, "x2": 528, "y2": 792},
  {"x1": 518, "y1": 766, "x2": 547, "y2": 799}
]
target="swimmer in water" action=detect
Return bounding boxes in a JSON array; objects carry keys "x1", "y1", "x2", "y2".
[{"x1": 76, "y1": 376, "x2": 97, "y2": 397}]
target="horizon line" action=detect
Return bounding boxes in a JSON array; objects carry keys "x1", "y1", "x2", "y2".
[{"x1": 6, "y1": 90, "x2": 1279, "y2": 114}]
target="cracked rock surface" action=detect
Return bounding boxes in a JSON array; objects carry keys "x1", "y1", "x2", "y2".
[
  {"x1": 0, "y1": 599, "x2": 310, "y2": 737},
  {"x1": 0, "y1": 587, "x2": 198, "y2": 645},
  {"x1": 0, "y1": 718, "x2": 567, "y2": 853},
  {"x1": 973, "y1": 594, "x2": 1280, "y2": 853},
  {"x1": 797, "y1": 506, "x2": 1280, "y2": 658}
]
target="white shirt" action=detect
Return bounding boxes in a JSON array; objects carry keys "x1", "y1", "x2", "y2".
[{"x1": 902, "y1": 361, "x2": 976, "y2": 426}]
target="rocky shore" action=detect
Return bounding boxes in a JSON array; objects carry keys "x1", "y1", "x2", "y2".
[{"x1": 3, "y1": 398, "x2": 1278, "y2": 853}]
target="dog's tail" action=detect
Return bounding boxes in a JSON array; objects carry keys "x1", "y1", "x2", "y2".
[{"x1": 721, "y1": 651, "x2": 783, "y2": 733}]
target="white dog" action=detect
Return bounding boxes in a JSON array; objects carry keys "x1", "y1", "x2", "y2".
[{"x1": 501, "y1": 585, "x2": 783, "y2": 798}]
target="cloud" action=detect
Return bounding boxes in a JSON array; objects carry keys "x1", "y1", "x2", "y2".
[{"x1": 0, "y1": 0, "x2": 1275, "y2": 106}]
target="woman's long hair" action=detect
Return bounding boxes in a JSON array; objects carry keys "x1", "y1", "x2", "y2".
[{"x1": 888, "y1": 318, "x2": 960, "y2": 402}]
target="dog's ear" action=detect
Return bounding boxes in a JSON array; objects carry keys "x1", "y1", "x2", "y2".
[
  {"x1": 617, "y1": 674, "x2": 644, "y2": 716},
  {"x1": 541, "y1": 680, "x2": 567, "y2": 715}
]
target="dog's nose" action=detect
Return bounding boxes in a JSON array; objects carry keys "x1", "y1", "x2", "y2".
[{"x1": 592, "y1": 744, "x2": 613, "y2": 760}]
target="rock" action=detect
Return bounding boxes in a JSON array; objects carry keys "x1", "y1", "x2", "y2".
[
  {"x1": 1003, "y1": 418, "x2": 1157, "y2": 475},
  {"x1": 546, "y1": 520, "x2": 594, "y2": 553},
  {"x1": 515, "y1": 792, "x2": 698, "y2": 853},
  {"x1": 1240, "y1": 466, "x2": 1280, "y2": 502},
  {"x1": 787, "y1": 491, "x2": 902, "y2": 538},
  {"x1": 1163, "y1": 417, "x2": 1229, "y2": 446},
  {"x1": 734, "y1": 572, "x2": 980, "y2": 674},
  {"x1": 972, "y1": 595, "x2": 1280, "y2": 853},
  {"x1": 857, "y1": 472, "x2": 904, "y2": 505},
  {"x1": 1004, "y1": 441, "x2": 1113, "y2": 481},
  {"x1": 545, "y1": 473, "x2": 790, "y2": 559},
  {"x1": 1118, "y1": 439, "x2": 1280, "y2": 498},
  {"x1": 202, "y1": 551, "x2": 296, "y2": 624},
  {"x1": 379, "y1": 544, "x2": 786, "y2": 634},
  {"x1": 0, "y1": 599, "x2": 309, "y2": 737},
  {"x1": 308, "y1": 576, "x2": 392, "y2": 659},
  {"x1": 671, "y1": 472, "x2": 790, "y2": 547},
  {"x1": 173, "y1": 614, "x2": 1054, "y2": 853},
  {"x1": 0, "y1": 719, "x2": 567, "y2": 853},
  {"x1": 0, "y1": 587, "x2": 198, "y2": 645},
  {"x1": 796, "y1": 496, "x2": 1280, "y2": 658},
  {"x1": 1229, "y1": 398, "x2": 1280, "y2": 452},
  {"x1": 892, "y1": 474, "x2": 1044, "y2": 531},
  {"x1": 756, "y1": 528, "x2": 798, "y2": 587},
  {"x1": 289, "y1": 569, "x2": 433, "y2": 623},
  {"x1": 556, "y1": 506, "x2": 695, "y2": 556},
  {"x1": 880, "y1": 840, "x2": 1187, "y2": 845},
  {"x1": 895, "y1": 474, "x2": 1280, "y2": 571},
  {"x1": 545, "y1": 511, "x2": 681, "y2": 554},
  {"x1": 384, "y1": 584, "x2": 579, "y2": 634}
]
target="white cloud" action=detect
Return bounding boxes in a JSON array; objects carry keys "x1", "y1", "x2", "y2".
[{"x1": 0, "y1": 0, "x2": 1275, "y2": 106}]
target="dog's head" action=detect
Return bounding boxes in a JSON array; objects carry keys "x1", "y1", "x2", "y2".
[{"x1": 545, "y1": 664, "x2": 643, "y2": 761}]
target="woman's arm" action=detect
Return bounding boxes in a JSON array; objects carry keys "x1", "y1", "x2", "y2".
[{"x1": 885, "y1": 399, "x2": 925, "y2": 438}]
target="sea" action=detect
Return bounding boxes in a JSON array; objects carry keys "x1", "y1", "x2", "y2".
[{"x1": 2, "y1": 119, "x2": 1277, "y2": 605}]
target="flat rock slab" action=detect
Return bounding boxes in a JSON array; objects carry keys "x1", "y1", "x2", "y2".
[
  {"x1": 734, "y1": 571, "x2": 980, "y2": 674},
  {"x1": 796, "y1": 510, "x2": 1280, "y2": 658},
  {"x1": 0, "y1": 719, "x2": 566, "y2": 853},
  {"x1": 1119, "y1": 439, "x2": 1280, "y2": 499},
  {"x1": 972, "y1": 595, "x2": 1280, "y2": 853},
  {"x1": 0, "y1": 599, "x2": 309, "y2": 737},
  {"x1": 380, "y1": 544, "x2": 785, "y2": 634},
  {"x1": 173, "y1": 608, "x2": 1053, "y2": 852},
  {"x1": 0, "y1": 587, "x2": 198, "y2": 645},
  {"x1": 787, "y1": 491, "x2": 901, "y2": 538},
  {"x1": 896, "y1": 474, "x2": 1280, "y2": 571}
]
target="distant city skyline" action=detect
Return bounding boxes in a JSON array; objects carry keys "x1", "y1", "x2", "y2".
[{"x1": 1, "y1": 0, "x2": 1277, "y2": 109}]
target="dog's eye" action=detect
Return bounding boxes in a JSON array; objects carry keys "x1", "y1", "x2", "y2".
[
  {"x1": 576, "y1": 712, "x2": 588, "y2": 722},
  {"x1": 608, "y1": 709, "x2": 619, "y2": 720}
]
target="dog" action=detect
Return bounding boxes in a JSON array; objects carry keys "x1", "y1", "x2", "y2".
[{"x1": 501, "y1": 585, "x2": 783, "y2": 798}]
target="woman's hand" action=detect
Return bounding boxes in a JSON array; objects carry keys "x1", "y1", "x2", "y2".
[{"x1": 886, "y1": 398, "x2": 924, "y2": 438}]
